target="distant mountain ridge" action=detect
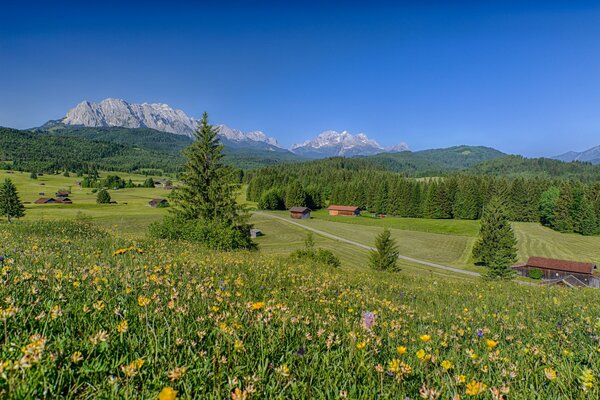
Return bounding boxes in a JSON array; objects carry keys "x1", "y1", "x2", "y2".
[
  {"x1": 552, "y1": 145, "x2": 600, "y2": 165},
  {"x1": 43, "y1": 98, "x2": 409, "y2": 158},
  {"x1": 290, "y1": 130, "x2": 408, "y2": 158},
  {"x1": 46, "y1": 98, "x2": 282, "y2": 151}
]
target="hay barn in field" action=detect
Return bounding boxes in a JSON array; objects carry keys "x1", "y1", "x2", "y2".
[
  {"x1": 327, "y1": 205, "x2": 360, "y2": 216},
  {"x1": 513, "y1": 256, "x2": 599, "y2": 288},
  {"x1": 289, "y1": 207, "x2": 311, "y2": 219}
]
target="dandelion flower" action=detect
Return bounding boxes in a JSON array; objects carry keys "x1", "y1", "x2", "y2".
[
  {"x1": 486, "y1": 339, "x2": 498, "y2": 350},
  {"x1": 250, "y1": 302, "x2": 265, "y2": 311},
  {"x1": 158, "y1": 387, "x2": 177, "y2": 400},
  {"x1": 544, "y1": 367, "x2": 557, "y2": 381},
  {"x1": 396, "y1": 346, "x2": 407, "y2": 355},
  {"x1": 420, "y1": 335, "x2": 431, "y2": 343},
  {"x1": 356, "y1": 341, "x2": 366, "y2": 350},
  {"x1": 116, "y1": 320, "x2": 128, "y2": 334},
  {"x1": 465, "y1": 380, "x2": 487, "y2": 396},
  {"x1": 441, "y1": 360, "x2": 453, "y2": 371}
]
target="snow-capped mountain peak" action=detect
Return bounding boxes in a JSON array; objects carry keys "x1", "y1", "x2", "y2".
[
  {"x1": 58, "y1": 99, "x2": 280, "y2": 148},
  {"x1": 291, "y1": 130, "x2": 408, "y2": 158}
]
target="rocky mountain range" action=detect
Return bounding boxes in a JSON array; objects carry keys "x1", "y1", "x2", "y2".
[
  {"x1": 45, "y1": 99, "x2": 409, "y2": 158},
  {"x1": 291, "y1": 130, "x2": 408, "y2": 158},
  {"x1": 552, "y1": 145, "x2": 600, "y2": 165}
]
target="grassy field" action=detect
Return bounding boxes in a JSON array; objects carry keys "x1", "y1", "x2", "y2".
[
  {"x1": 267, "y1": 210, "x2": 600, "y2": 267},
  {"x1": 4, "y1": 169, "x2": 600, "y2": 271},
  {"x1": 0, "y1": 220, "x2": 599, "y2": 398},
  {"x1": 0, "y1": 170, "x2": 172, "y2": 236},
  {"x1": 309, "y1": 209, "x2": 480, "y2": 236}
]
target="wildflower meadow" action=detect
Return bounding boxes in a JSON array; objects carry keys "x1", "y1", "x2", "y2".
[{"x1": 1, "y1": 221, "x2": 599, "y2": 399}]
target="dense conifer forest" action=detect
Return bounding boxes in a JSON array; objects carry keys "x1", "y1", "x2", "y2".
[{"x1": 246, "y1": 159, "x2": 600, "y2": 236}]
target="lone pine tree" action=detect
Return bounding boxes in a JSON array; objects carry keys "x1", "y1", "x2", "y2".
[
  {"x1": 369, "y1": 228, "x2": 400, "y2": 271},
  {"x1": 0, "y1": 178, "x2": 25, "y2": 223},
  {"x1": 472, "y1": 196, "x2": 517, "y2": 279}
]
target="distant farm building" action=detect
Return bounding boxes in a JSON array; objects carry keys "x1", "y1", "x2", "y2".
[
  {"x1": 56, "y1": 190, "x2": 70, "y2": 198},
  {"x1": 513, "y1": 256, "x2": 599, "y2": 288},
  {"x1": 250, "y1": 228, "x2": 263, "y2": 238},
  {"x1": 289, "y1": 207, "x2": 311, "y2": 219},
  {"x1": 34, "y1": 197, "x2": 57, "y2": 204},
  {"x1": 327, "y1": 205, "x2": 361, "y2": 216},
  {"x1": 148, "y1": 198, "x2": 169, "y2": 208},
  {"x1": 34, "y1": 197, "x2": 73, "y2": 205}
]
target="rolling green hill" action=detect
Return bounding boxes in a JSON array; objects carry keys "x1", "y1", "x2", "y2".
[
  {"x1": 468, "y1": 155, "x2": 600, "y2": 181},
  {"x1": 1, "y1": 126, "x2": 305, "y2": 173}
]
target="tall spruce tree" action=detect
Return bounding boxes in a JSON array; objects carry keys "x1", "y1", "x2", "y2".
[
  {"x1": 552, "y1": 184, "x2": 575, "y2": 232},
  {"x1": 0, "y1": 179, "x2": 25, "y2": 223},
  {"x1": 539, "y1": 186, "x2": 560, "y2": 227},
  {"x1": 285, "y1": 182, "x2": 307, "y2": 208},
  {"x1": 472, "y1": 196, "x2": 517, "y2": 279},
  {"x1": 171, "y1": 112, "x2": 244, "y2": 226},
  {"x1": 369, "y1": 228, "x2": 400, "y2": 271}
]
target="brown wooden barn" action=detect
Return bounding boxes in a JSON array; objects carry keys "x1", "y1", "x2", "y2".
[
  {"x1": 56, "y1": 197, "x2": 73, "y2": 204},
  {"x1": 513, "y1": 256, "x2": 599, "y2": 288},
  {"x1": 289, "y1": 207, "x2": 311, "y2": 219},
  {"x1": 34, "y1": 197, "x2": 57, "y2": 204},
  {"x1": 56, "y1": 190, "x2": 70, "y2": 198},
  {"x1": 327, "y1": 205, "x2": 360, "y2": 216}
]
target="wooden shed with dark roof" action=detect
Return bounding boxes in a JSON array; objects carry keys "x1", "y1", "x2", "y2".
[
  {"x1": 513, "y1": 256, "x2": 598, "y2": 287},
  {"x1": 34, "y1": 197, "x2": 57, "y2": 204},
  {"x1": 289, "y1": 207, "x2": 311, "y2": 219},
  {"x1": 327, "y1": 205, "x2": 361, "y2": 216}
]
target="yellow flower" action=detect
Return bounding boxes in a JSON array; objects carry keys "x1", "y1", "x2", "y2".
[
  {"x1": 356, "y1": 341, "x2": 366, "y2": 350},
  {"x1": 455, "y1": 375, "x2": 466, "y2": 384},
  {"x1": 70, "y1": 351, "x2": 83, "y2": 363},
  {"x1": 137, "y1": 296, "x2": 151, "y2": 307},
  {"x1": 158, "y1": 387, "x2": 177, "y2": 400},
  {"x1": 465, "y1": 380, "x2": 487, "y2": 396},
  {"x1": 116, "y1": 320, "x2": 128, "y2": 334},
  {"x1": 251, "y1": 302, "x2": 265, "y2": 310},
  {"x1": 396, "y1": 346, "x2": 407, "y2": 355},
  {"x1": 416, "y1": 349, "x2": 426, "y2": 359},
  {"x1": 234, "y1": 339, "x2": 245, "y2": 352},
  {"x1": 276, "y1": 364, "x2": 290, "y2": 377},
  {"x1": 486, "y1": 339, "x2": 498, "y2": 350},
  {"x1": 544, "y1": 367, "x2": 557, "y2": 381},
  {"x1": 420, "y1": 335, "x2": 431, "y2": 343},
  {"x1": 441, "y1": 360, "x2": 453, "y2": 370}
]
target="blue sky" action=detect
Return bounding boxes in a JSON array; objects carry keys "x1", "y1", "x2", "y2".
[{"x1": 1, "y1": 1, "x2": 599, "y2": 156}]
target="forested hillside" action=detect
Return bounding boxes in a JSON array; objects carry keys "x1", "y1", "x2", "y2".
[
  {"x1": 0, "y1": 127, "x2": 181, "y2": 174},
  {"x1": 469, "y1": 155, "x2": 600, "y2": 181},
  {"x1": 364, "y1": 145, "x2": 505, "y2": 174},
  {"x1": 0, "y1": 126, "x2": 303, "y2": 173},
  {"x1": 247, "y1": 160, "x2": 600, "y2": 236}
]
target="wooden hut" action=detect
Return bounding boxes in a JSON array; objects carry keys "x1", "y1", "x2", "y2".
[
  {"x1": 56, "y1": 190, "x2": 70, "y2": 198},
  {"x1": 250, "y1": 229, "x2": 263, "y2": 238},
  {"x1": 148, "y1": 198, "x2": 169, "y2": 208},
  {"x1": 289, "y1": 207, "x2": 311, "y2": 219},
  {"x1": 327, "y1": 205, "x2": 360, "y2": 216},
  {"x1": 34, "y1": 197, "x2": 57, "y2": 204},
  {"x1": 513, "y1": 256, "x2": 598, "y2": 288}
]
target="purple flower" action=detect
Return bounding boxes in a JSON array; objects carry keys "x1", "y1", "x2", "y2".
[
  {"x1": 361, "y1": 311, "x2": 376, "y2": 331},
  {"x1": 0, "y1": 256, "x2": 4, "y2": 263},
  {"x1": 296, "y1": 346, "x2": 305, "y2": 356},
  {"x1": 476, "y1": 329, "x2": 484, "y2": 337}
]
